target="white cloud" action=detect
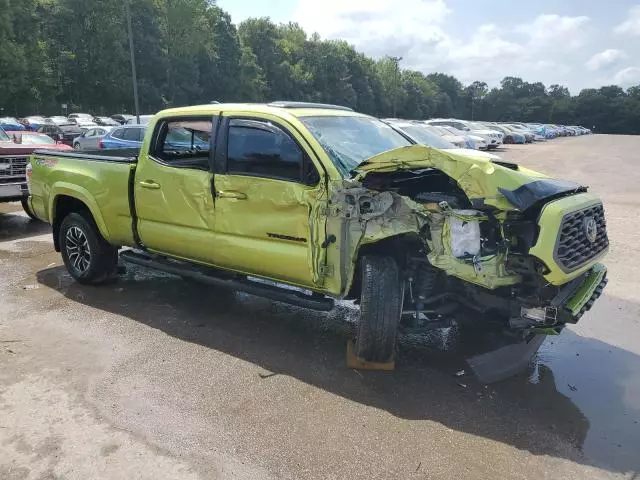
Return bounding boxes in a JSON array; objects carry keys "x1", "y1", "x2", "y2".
[
  {"x1": 612, "y1": 67, "x2": 640, "y2": 86},
  {"x1": 614, "y1": 5, "x2": 640, "y2": 36},
  {"x1": 290, "y1": 4, "x2": 595, "y2": 90},
  {"x1": 515, "y1": 14, "x2": 590, "y2": 49},
  {"x1": 586, "y1": 49, "x2": 628, "y2": 71},
  {"x1": 293, "y1": 0, "x2": 451, "y2": 58}
]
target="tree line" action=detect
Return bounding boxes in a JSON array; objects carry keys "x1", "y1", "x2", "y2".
[{"x1": 1, "y1": 0, "x2": 639, "y2": 134}]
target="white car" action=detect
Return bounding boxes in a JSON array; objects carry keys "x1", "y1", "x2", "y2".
[
  {"x1": 425, "y1": 119, "x2": 503, "y2": 149},
  {"x1": 386, "y1": 121, "x2": 502, "y2": 161},
  {"x1": 437, "y1": 125, "x2": 488, "y2": 150},
  {"x1": 423, "y1": 125, "x2": 470, "y2": 148},
  {"x1": 125, "y1": 115, "x2": 154, "y2": 125}
]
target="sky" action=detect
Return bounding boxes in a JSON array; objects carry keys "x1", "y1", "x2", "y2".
[{"x1": 216, "y1": 0, "x2": 640, "y2": 93}]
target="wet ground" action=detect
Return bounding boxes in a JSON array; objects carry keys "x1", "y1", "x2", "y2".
[{"x1": 1, "y1": 134, "x2": 639, "y2": 479}]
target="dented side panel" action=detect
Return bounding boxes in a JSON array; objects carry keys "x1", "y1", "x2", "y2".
[
  {"x1": 134, "y1": 159, "x2": 217, "y2": 263},
  {"x1": 211, "y1": 174, "x2": 327, "y2": 288}
]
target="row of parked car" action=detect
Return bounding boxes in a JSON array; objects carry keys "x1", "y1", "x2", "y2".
[
  {"x1": 1, "y1": 110, "x2": 592, "y2": 154},
  {"x1": 0, "y1": 113, "x2": 155, "y2": 150},
  {"x1": 381, "y1": 118, "x2": 592, "y2": 151},
  {"x1": 0, "y1": 113, "x2": 154, "y2": 132}
]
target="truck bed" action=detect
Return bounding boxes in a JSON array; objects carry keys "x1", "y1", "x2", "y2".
[{"x1": 29, "y1": 148, "x2": 138, "y2": 247}]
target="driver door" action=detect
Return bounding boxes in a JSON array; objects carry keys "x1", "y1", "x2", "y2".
[{"x1": 211, "y1": 114, "x2": 326, "y2": 288}]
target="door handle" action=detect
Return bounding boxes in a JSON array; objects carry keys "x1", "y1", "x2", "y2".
[
  {"x1": 139, "y1": 180, "x2": 160, "y2": 189},
  {"x1": 216, "y1": 190, "x2": 247, "y2": 200}
]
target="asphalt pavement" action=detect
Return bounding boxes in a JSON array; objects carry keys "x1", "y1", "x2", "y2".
[{"x1": 1, "y1": 135, "x2": 639, "y2": 479}]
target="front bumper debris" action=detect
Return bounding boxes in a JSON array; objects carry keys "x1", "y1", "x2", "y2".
[{"x1": 559, "y1": 263, "x2": 607, "y2": 323}]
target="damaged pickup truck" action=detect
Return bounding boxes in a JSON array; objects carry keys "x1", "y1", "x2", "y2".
[{"x1": 27, "y1": 102, "x2": 609, "y2": 370}]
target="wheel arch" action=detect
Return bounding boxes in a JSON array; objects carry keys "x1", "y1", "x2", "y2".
[
  {"x1": 50, "y1": 188, "x2": 109, "y2": 251},
  {"x1": 344, "y1": 232, "x2": 424, "y2": 300}
]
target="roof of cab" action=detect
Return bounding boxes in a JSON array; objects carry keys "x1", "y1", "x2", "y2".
[{"x1": 156, "y1": 102, "x2": 368, "y2": 120}]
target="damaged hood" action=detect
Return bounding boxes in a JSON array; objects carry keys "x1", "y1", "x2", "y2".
[{"x1": 354, "y1": 145, "x2": 585, "y2": 211}]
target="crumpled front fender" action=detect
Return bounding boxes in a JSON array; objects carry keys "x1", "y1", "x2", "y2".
[{"x1": 354, "y1": 145, "x2": 564, "y2": 211}]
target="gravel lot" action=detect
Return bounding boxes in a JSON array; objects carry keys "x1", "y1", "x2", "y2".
[{"x1": 1, "y1": 135, "x2": 639, "y2": 480}]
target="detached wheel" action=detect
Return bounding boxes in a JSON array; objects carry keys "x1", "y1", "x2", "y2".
[
  {"x1": 59, "y1": 212, "x2": 117, "y2": 285},
  {"x1": 20, "y1": 198, "x2": 38, "y2": 220},
  {"x1": 355, "y1": 255, "x2": 403, "y2": 363}
]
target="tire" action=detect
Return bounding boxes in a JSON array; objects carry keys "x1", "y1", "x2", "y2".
[
  {"x1": 59, "y1": 212, "x2": 118, "y2": 285},
  {"x1": 355, "y1": 255, "x2": 403, "y2": 363},
  {"x1": 73, "y1": 143, "x2": 80, "y2": 149},
  {"x1": 20, "y1": 198, "x2": 38, "y2": 221}
]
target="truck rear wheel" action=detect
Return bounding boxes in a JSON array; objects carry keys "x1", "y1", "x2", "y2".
[
  {"x1": 355, "y1": 255, "x2": 403, "y2": 363},
  {"x1": 59, "y1": 212, "x2": 117, "y2": 285}
]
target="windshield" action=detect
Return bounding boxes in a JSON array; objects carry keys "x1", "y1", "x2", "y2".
[
  {"x1": 0, "y1": 128, "x2": 10, "y2": 141},
  {"x1": 394, "y1": 124, "x2": 454, "y2": 149},
  {"x1": 299, "y1": 115, "x2": 410, "y2": 174},
  {"x1": 18, "y1": 133, "x2": 56, "y2": 145}
]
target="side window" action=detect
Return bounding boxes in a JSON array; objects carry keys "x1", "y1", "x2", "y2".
[
  {"x1": 226, "y1": 119, "x2": 305, "y2": 183},
  {"x1": 85, "y1": 129, "x2": 95, "y2": 137},
  {"x1": 153, "y1": 117, "x2": 213, "y2": 165},
  {"x1": 121, "y1": 128, "x2": 140, "y2": 141},
  {"x1": 112, "y1": 128, "x2": 124, "y2": 140}
]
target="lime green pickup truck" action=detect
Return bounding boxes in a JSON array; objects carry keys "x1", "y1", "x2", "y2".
[{"x1": 27, "y1": 102, "x2": 608, "y2": 366}]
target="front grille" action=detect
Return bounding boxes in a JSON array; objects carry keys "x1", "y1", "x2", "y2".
[
  {"x1": 555, "y1": 204, "x2": 608, "y2": 271},
  {"x1": 0, "y1": 156, "x2": 28, "y2": 181}
]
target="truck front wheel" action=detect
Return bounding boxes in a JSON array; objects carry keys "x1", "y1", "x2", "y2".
[
  {"x1": 59, "y1": 212, "x2": 117, "y2": 285},
  {"x1": 355, "y1": 255, "x2": 403, "y2": 363},
  {"x1": 21, "y1": 198, "x2": 38, "y2": 220}
]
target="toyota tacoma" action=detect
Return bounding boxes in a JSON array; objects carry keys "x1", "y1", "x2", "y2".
[{"x1": 27, "y1": 102, "x2": 609, "y2": 369}]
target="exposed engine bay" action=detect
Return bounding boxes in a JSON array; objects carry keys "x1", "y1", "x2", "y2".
[{"x1": 334, "y1": 166, "x2": 596, "y2": 337}]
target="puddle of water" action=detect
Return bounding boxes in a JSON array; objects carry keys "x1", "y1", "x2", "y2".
[{"x1": 533, "y1": 328, "x2": 640, "y2": 473}]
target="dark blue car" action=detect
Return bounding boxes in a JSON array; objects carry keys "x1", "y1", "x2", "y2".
[
  {"x1": 99, "y1": 125, "x2": 147, "y2": 149},
  {"x1": 0, "y1": 117, "x2": 26, "y2": 131},
  {"x1": 99, "y1": 123, "x2": 209, "y2": 151}
]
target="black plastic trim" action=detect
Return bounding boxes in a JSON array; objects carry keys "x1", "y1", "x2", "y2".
[{"x1": 33, "y1": 149, "x2": 138, "y2": 163}]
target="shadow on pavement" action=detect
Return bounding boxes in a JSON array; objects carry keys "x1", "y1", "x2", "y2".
[
  {"x1": 0, "y1": 211, "x2": 50, "y2": 242},
  {"x1": 36, "y1": 265, "x2": 640, "y2": 476}
]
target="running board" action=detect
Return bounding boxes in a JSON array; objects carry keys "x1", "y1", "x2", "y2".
[{"x1": 120, "y1": 250, "x2": 335, "y2": 312}]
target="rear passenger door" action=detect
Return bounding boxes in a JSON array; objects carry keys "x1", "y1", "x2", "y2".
[
  {"x1": 135, "y1": 116, "x2": 218, "y2": 264},
  {"x1": 211, "y1": 113, "x2": 326, "y2": 288}
]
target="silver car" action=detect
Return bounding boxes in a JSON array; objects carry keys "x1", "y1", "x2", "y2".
[{"x1": 72, "y1": 126, "x2": 113, "y2": 150}]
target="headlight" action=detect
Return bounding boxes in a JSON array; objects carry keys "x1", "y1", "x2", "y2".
[{"x1": 26, "y1": 162, "x2": 32, "y2": 194}]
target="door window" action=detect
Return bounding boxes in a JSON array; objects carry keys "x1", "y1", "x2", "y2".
[
  {"x1": 111, "y1": 128, "x2": 125, "y2": 140},
  {"x1": 153, "y1": 117, "x2": 213, "y2": 166},
  {"x1": 226, "y1": 119, "x2": 306, "y2": 182},
  {"x1": 122, "y1": 128, "x2": 141, "y2": 141},
  {"x1": 85, "y1": 129, "x2": 96, "y2": 137}
]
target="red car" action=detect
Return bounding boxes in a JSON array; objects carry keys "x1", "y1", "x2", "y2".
[{"x1": 0, "y1": 131, "x2": 72, "y2": 218}]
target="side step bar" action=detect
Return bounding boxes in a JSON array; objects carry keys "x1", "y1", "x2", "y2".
[{"x1": 120, "y1": 250, "x2": 335, "y2": 312}]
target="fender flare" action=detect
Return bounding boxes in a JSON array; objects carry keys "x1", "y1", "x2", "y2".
[{"x1": 49, "y1": 182, "x2": 110, "y2": 240}]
